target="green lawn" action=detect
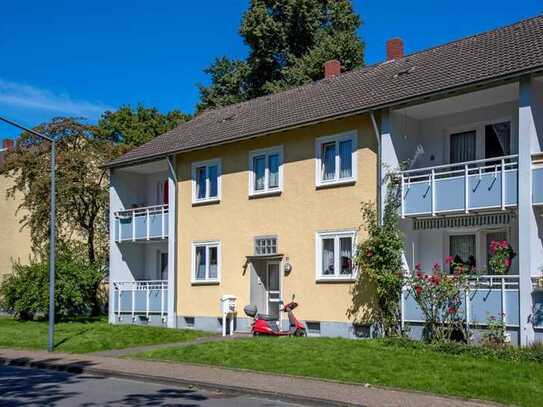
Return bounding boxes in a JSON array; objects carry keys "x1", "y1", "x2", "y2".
[
  {"x1": 136, "y1": 337, "x2": 542, "y2": 407},
  {"x1": 0, "y1": 317, "x2": 209, "y2": 353}
]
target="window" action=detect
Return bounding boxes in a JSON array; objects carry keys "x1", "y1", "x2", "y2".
[
  {"x1": 485, "y1": 122, "x2": 511, "y2": 159},
  {"x1": 450, "y1": 130, "x2": 476, "y2": 164},
  {"x1": 191, "y1": 159, "x2": 221, "y2": 203},
  {"x1": 255, "y1": 236, "x2": 278, "y2": 255},
  {"x1": 449, "y1": 234, "x2": 476, "y2": 272},
  {"x1": 192, "y1": 241, "x2": 221, "y2": 283},
  {"x1": 316, "y1": 230, "x2": 356, "y2": 281},
  {"x1": 248, "y1": 147, "x2": 283, "y2": 195},
  {"x1": 315, "y1": 131, "x2": 357, "y2": 186}
]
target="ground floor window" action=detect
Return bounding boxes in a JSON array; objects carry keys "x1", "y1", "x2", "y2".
[
  {"x1": 192, "y1": 241, "x2": 220, "y2": 283},
  {"x1": 316, "y1": 230, "x2": 356, "y2": 281},
  {"x1": 449, "y1": 234, "x2": 477, "y2": 270}
]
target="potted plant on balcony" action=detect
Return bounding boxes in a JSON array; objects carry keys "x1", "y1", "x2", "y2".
[{"x1": 488, "y1": 240, "x2": 516, "y2": 275}]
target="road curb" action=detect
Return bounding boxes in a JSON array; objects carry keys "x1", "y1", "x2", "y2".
[{"x1": 0, "y1": 355, "x2": 358, "y2": 407}]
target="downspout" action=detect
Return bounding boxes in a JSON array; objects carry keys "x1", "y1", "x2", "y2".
[{"x1": 370, "y1": 112, "x2": 382, "y2": 225}]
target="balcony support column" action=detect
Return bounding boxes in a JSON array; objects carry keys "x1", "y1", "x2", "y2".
[
  {"x1": 167, "y1": 155, "x2": 178, "y2": 328},
  {"x1": 108, "y1": 169, "x2": 123, "y2": 325},
  {"x1": 380, "y1": 109, "x2": 400, "y2": 221},
  {"x1": 518, "y1": 76, "x2": 537, "y2": 346}
]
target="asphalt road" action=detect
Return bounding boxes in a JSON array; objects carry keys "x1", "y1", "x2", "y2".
[{"x1": 0, "y1": 365, "x2": 308, "y2": 406}]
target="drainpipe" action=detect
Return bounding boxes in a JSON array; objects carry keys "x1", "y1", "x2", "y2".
[{"x1": 370, "y1": 112, "x2": 382, "y2": 225}]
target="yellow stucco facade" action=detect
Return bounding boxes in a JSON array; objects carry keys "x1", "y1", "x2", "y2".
[
  {"x1": 175, "y1": 114, "x2": 377, "y2": 326},
  {"x1": 0, "y1": 174, "x2": 32, "y2": 282}
]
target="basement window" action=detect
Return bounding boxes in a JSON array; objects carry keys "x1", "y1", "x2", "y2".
[{"x1": 306, "y1": 321, "x2": 321, "y2": 336}]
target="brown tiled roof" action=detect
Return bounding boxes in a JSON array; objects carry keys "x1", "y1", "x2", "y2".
[{"x1": 108, "y1": 15, "x2": 543, "y2": 168}]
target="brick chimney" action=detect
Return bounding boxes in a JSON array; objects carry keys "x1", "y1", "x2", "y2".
[
  {"x1": 2, "y1": 139, "x2": 14, "y2": 151},
  {"x1": 386, "y1": 38, "x2": 404, "y2": 61},
  {"x1": 324, "y1": 60, "x2": 341, "y2": 78}
]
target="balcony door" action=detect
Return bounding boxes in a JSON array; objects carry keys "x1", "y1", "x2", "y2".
[{"x1": 484, "y1": 122, "x2": 511, "y2": 159}]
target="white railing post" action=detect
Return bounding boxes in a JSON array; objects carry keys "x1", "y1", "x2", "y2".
[
  {"x1": 161, "y1": 205, "x2": 166, "y2": 239},
  {"x1": 146, "y1": 283, "x2": 150, "y2": 319},
  {"x1": 465, "y1": 288, "x2": 470, "y2": 335},
  {"x1": 400, "y1": 287, "x2": 405, "y2": 330},
  {"x1": 131, "y1": 287, "x2": 135, "y2": 321},
  {"x1": 400, "y1": 173, "x2": 405, "y2": 219},
  {"x1": 501, "y1": 158, "x2": 506, "y2": 210},
  {"x1": 117, "y1": 286, "x2": 121, "y2": 321},
  {"x1": 132, "y1": 211, "x2": 136, "y2": 242},
  {"x1": 464, "y1": 164, "x2": 469, "y2": 213},
  {"x1": 146, "y1": 208, "x2": 150, "y2": 240},
  {"x1": 116, "y1": 217, "x2": 120, "y2": 242},
  {"x1": 501, "y1": 277, "x2": 507, "y2": 324},
  {"x1": 161, "y1": 282, "x2": 165, "y2": 321},
  {"x1": 431, "y1": 169, "x2": 436, "y2": 216}
]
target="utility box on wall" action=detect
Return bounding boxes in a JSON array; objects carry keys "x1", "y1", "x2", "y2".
[{"x1": 220, "y1": 295, "x2": 236, "y2": 336}]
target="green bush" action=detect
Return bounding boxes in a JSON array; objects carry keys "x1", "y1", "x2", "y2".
[{"x1": 0, "y1": 251, "x2": 103, "y2": 320}]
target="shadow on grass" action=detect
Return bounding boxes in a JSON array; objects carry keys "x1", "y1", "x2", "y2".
[{"x1": 54, "y1": 328, "x2": 91, "y2": 350}]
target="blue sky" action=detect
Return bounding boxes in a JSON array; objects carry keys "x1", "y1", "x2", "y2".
[{"x1": 1, "y1": 1, "x2": 541, "y2": 140}]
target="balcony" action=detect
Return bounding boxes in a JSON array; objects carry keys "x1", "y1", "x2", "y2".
[
  {"x1": 402, "y1": 275, "x2": 520, "y2": 328},
  {"x1": 400, "y1": 156, "x2": 518, "y2": 217},
  {"x1": 112, "y1": 280, "x2": 168, "y2": 321},
  {"x1": 114, "y1": 204, "x2": 169, "y2": 242}
]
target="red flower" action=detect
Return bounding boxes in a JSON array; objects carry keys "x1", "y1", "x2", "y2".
[
  {"x1": 448, "y1": 306, "x2": 457, "y2": 314},
  {"x1": 415, "y1": 263, "x2": 422, "y2": 271},
  {"x1": 416, "y1": 271, "x2": 424, "y2": 279},
  {"x1": 504, "y1": 258, "x2": 511, "y2": 267},
  {"x1": 415, "y1": 286, "x2": 422, "y2": 295},
  {"x1": 445, "y1": 256, "x2": 454, "y2": 265}
]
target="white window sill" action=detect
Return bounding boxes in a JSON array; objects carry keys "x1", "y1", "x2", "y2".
[
  {"x1": 316, "y1": 177, "x2": 356, "y2": 189},
  {"x1": 192, "y1": 198, "x2": 220, "y2": 206},
  {"x1": 316, "y1": 276, "x2": 356, "y2": 283},
  {"x1": 191, "y1": 279, "x2": 220, "y2": 285},
  {"x1": 249, "y1": 189, "x2": 282, "y2": 198}
]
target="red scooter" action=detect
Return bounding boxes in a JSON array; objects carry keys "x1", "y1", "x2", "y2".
[{"x1": 244, "y1": 297, "x2": 306, "y2": 337}]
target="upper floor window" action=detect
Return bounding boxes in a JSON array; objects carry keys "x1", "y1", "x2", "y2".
[
  {"x1": 316, "y1": 230, "x2": 356, "y2": 281},
  {"x1": 249, "y1": 146, "x2": 283, "y2": 196},
  {"x1": 191, "y1": 159, "x2": 221, "y2": 204},
  {"x1": 192, "y1": 240, "x2": 220, "y2": 283},
  {"x1": 315, "y1": 131, "x2": 357, "y2": 187}
]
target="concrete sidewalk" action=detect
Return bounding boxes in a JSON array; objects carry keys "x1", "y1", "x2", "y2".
[{"x1": 0, "y1": 348, "x2": 496, "y2": 407}]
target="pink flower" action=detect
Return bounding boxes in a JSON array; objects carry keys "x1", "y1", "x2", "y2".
[
  {"x1": 504, "y1": 258, "x2": 511, "y2": 267},
  {"x1": 445, "y1": 256, "x2": 454, "y2": 265},
  {"x1": 415, "y1": 263, "x2": 422, "y2": 271}
]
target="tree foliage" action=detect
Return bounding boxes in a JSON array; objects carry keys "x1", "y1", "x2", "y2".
[
  {"x1": 198, "y1": 0, "x2": 364, "y2": 111},
  {"x1": 0, "y1": 250, "x2": 103, "y2": 320},
  {"x1": 2, "y1": 117, "x2": 126, "y2": 267},
  {"x1": 348, "y1": 175, "x2": 405, "y2": 337},
  {"x1": 97, "y1": 104, "x2": 190, "y2": 147}
]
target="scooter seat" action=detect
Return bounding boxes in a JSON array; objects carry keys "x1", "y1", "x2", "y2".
[{"x1": 257, "y1": 313, "x2": 277, "y2": 321}]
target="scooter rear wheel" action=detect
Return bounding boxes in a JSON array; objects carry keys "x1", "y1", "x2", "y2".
[{"x1": 294, "y1": 328, "x2": 307, "y2": 337}]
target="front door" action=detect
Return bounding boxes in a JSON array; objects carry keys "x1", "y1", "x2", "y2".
[{"x1": 266, "y1": 261, "x2": 281, "y2": 320}]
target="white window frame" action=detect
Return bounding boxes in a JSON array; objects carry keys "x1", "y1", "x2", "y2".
[
  {"x1": 315, "y1": 229, "x2": 357, "y2": 282},
  {"x1": 315, "y1": 130, "x2": 357, "y2": 187},
  {"x1": 248, "y1": 146, "x2": 284, "y2": 196},
  {"x1": 191, "y1": 240, "x2": 221, "y2": 284},
  {"x1": 191, "y1": 159, "x2": 222, "y2": 204}
]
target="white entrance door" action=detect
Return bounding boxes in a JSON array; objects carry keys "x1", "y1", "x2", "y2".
[{"x1": 266, "y1": 261, "x2": 281, "y2": 320}]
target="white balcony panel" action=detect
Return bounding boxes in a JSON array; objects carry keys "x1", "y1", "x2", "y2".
[
  {"x1": 115, "y1": 205, "x2": 169, "y2": 242},
  {"x1": 401, "y1": 156, "x2": 518, "y2": 217}
]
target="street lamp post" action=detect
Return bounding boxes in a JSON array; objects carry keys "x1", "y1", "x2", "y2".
[{"x1": 0, "y1": 116, "x2": 57, "y2": 352}]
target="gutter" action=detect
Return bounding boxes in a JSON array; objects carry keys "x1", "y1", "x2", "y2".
[
  {"x1": 370, "y1": 112, "x2": 382, "y2": 224},
  {"x1": 105, "y1": 66, "x2": 543, "y2": 170}
]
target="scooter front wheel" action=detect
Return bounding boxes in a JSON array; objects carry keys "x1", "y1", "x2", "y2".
[{"x1": 294, "y1": 328, "x2": 307, "y2": 337}]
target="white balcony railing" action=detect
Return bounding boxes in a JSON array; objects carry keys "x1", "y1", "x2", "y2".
[
  {"x1": 112, "y1": 280, "x2": 168, "y2": 321},
  {"x1": 400, "y1": 155, "x2": 518, "y2": 217},
  {"x1": 114, "y1": 204, "x2": 169, "y2": 242},
  {"x1": 402, "y1": 274, "x2": 520, "y2": 328}
]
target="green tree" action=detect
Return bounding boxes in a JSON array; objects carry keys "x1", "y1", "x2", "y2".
[
  {"x1": 2, "y1": 117, "x2": 126, "y2": 267},
  {"x1": 98, "y1": 104, "x2": 190, "y2": 147},
  {"x1": 198, "y1": 0, "x2": 364, "y2": 111}
]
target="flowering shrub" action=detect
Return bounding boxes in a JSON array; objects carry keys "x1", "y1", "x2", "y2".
[
  {"x1": 481, "y1": 314, "x2": 509, "y2": 349},
  {"x1": 408, "y1": 257, "x2": 470, "y2": 342},
  {"x1": 488, "y1": 240, "x2": 516, "y2": 275}
]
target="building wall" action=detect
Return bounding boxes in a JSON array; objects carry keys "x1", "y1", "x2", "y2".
[
  {"x1": 175, "y1": 115, "x2": 377, "y2": 326},
  {"x1": 0, "y1": 173, "x2": 32, "y2": 281}
]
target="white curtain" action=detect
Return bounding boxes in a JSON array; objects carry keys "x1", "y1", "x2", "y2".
[
  {"x1": 322, "y1": 238, "x2": 335, "y2": 275},
  {"x1": 449, "y1": 235, "x2": 476, "y2": 265},
  {"x1": 208, "y1": 246, "x2": 218, "y2": 279},
  {"x1": 339, "y1": 237, "x2": 352, "y2": 275},
  {"x1": 254, "y1": 156, "x2": 266, "y2": 190},
  {"x1": 196, "y1": 246, "x2": 206, "y2": 280},
  {"x1": 450, "y1": 131, "x2": 476, "y2": 163},
  {"x1": 339, "y1": 140, "x2": 352, "y2": 178},
  {"x1": 322, "y1": 142, "x2": 336, "y2": 180},
  {"x1": 268, "y1": 154, "x2": 279, "y2": 188}
]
